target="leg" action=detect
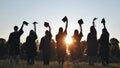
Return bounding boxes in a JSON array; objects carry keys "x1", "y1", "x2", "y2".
[
  {"x1": 46, "y1": 57, "x2": 50, "y2": 65},
  {"x1": 43, "y1": 53, "x2": 47, "y2": 65},
  {"x1": 27, "y1": 56, "x2": 30, "y2": 64},
  {"x1": 88, "y1": 56, "x2": 92, "y2": 65},
  {"x1": 61, "y1": 57, "x2": 64, "y2": 65},
  {"x1": 101, "y1": 56, "x2": 106, "y2": 66},
  {"x1": 58, "y1": 56, "x2": 61, "y2": 65},
  {"x1": 105, "y1": 55, "x2": 109, "y2": 65},
  {"x1": 31, "y1": 56, "x2": 34, "y2": 65},
  {"x1": 15, "y1": 55, "x2": 20, "y2": 64},
  {"x1": 9, "y1": 55, "x2": 14, "y2": 63},
  {"x1": 88, "y1": 56, "x2": 94, "y2": 65},
  {"x1": 92, "y1": 56, "x2": 97, "y2": 65}
]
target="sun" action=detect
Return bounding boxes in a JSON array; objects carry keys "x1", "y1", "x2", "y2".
[
  {"x1": 65, "y1": 35, "x2": 72, "y2": 44},
  {"x1": 65, "y1": 35, "x2": 73, "y2": 55}
]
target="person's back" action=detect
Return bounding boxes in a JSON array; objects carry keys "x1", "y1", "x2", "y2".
[
  {"x1": 7, "y1": 25, "x2": 24, "y2": 64},
  {"x1": 99, "y1": 28, "x2": 109, "y2": 58},
  {"x1": 40, "y1": 36, "x2": 51, "y2": 51},
  {"x1": 70, "y1": 30, "x2": 83, "y2": 60},
  {"x1": 9, "y1": 30, "x2": 23, "y2": 51},
  {"x1": 26, "y1": 32, "x2": 37, "y2": 55},
  {"x1": 99, "y1": 29, "x2": 109, "y2": 48},
  {"x1": 39, "y1": 28, "x2": 52, "y2": 65},
  {"x1": 56, "y1": 32, "x2": 66, "y2": 56},
  {"x1": 87, "y1": 24, "x2": 98, "y2": 65},
  {"x1": 25, "y1": 30, "x2": 37, "y2": 65},
  {"x1": 99, "y1": 18, "x2": 110, "y2": 66},
  {"x1": 8, "y1": 26, "x2": 23, "y2": 55},
  {"x1": 56, "y1": 27, "x2": 67, "y2": 65},
  {"x1": 87, "y1": 26, "x2": 97, "y2": 56}
]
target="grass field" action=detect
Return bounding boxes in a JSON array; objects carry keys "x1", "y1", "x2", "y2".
[{"x1": 0, "y1": 59, "x2": 120, "y2": 68}]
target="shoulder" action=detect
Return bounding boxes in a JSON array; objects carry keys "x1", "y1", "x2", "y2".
[
  {"x1": 10, "y1": 32, "x2": 16, "y2": 36},
  {"x1": 88, "y1": 33, "x2": 91, "y2": 36},
  {"x1": 9, "y1": 32, "x2": 13, "y2": 36},
  {"x1": 41, "y1": 36, "x2": 45, "y2": 40}
]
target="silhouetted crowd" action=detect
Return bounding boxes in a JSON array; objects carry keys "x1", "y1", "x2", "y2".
[{"x1": 7, "y1": 16, "x2": 110, "y2": 66}]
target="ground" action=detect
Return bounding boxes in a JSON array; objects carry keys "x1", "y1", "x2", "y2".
[{"x1": 0, "y1": 59, "x2": 120, "y2": 68}]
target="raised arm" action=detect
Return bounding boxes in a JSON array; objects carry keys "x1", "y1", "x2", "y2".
[
  {"x1": 93, "y1": 18, "x2": 97, "y2": 27},
  {"x1": 44, "y1": 22, "x2": 51, "y2": 32},
  {"x1": 62, "y1": 16, "x2": 68, "y2": 32},
  {"x1": 65, "y1": 19, "x2": 68, "y2": 32},
  {"x1": 80, "y1": 25, "x2": 82, "y2": 33},
  {"x1": 20, "y1": 22, "x2": 24, "y2": 30},
  {"x1": 48, "y1": 25, "x2": 51, "y2": 33},
  {"x1": 33, "y1": 22, "x2": 38, "y2": 33},
  {"x1": 78, "y1": 19, "x2": 83, "y2": 33}
]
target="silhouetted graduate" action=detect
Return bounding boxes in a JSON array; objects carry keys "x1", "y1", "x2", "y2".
[
  {"x1": 56, "y1": 16, "x2": 68, "y2": 65},
  {"x1": 25, "y1": 22, "x2": 37, "y2": 65},
  {"x1": 87, "y1": 18, "x2": 98, "y2": 65},
  {"x1": 39, "y1": 22, "x2": 52, "y2": 65},
  {"x1": 70, "y1": 19, "x2": 83, "y2": 63},
  {"x1": 99, "y1": 18, "x2": 110, "y2": 66},
  {"x1": 7, "y1": 21, "x2": 28, "y2": 64}
]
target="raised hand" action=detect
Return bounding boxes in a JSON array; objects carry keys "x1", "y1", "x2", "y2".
[
  {"x1": 44, "y1": 22, "x2": 51, "y2": 32},
  {"x1": 78, "y1": 19, "x2": 84, "y2": 32},
  {"x1": 62, "y1": 16, "x2": 68, "y2": 31},
  {"x1": 20, "y1": 21, "x2": 29, "y2": 30},
  {"x1": 33, "y1": 22, "x2": 38, "y2": 32},
  {"x1": 62, "y1": 16, "x2": 68, "y2": 23},
  {"x1": 101, "y1": 18, "x2": 106, "y2": 28},
  {"x1": 23, "y1": 21, "x2": 29, "y2": 26}
]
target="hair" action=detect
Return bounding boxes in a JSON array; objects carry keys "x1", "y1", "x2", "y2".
[
  {"x1": 30, "y1": 30, "x2": 34, "y2": 35},
  {"x1": 45, "y1": 30, "x2": 49, "y2": 36},
  {"x1": 14, "y1": 26, "x2": 18, "y2": 31},
  {"x1": 74, "y1": 29, "x2": 78, "y2": 35},
  {"x1": 58, "y1": 27, "x2": 63, "y2": 34},
  {"x1": 90, "y1": 26, "x2": 97, "y2": 34},
  {"x1": 90, "y1": 26, "x2": 94, "y2": 31},
  {"x1": 102, "y1": 28, "x2": 107, "y2": 33}
]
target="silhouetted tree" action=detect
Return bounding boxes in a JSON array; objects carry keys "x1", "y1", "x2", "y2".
[
  {"x1": 0, "y1": 38, "x2": 7, "y2": 58},
  {"x1": 110, "y1": 38, "x2": 119, "y2": 57}
]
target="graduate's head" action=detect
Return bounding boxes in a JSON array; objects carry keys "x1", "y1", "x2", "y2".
[
  {"x1": 30, "y1": 30, "x2": 34, "y2": 35},
  {"x1": 14, "y1": 26, "x2": 18, "y2": 32},
  {"x1": 45, "y1": 30, "x2": 49, "y2": 36},
  {"x1": 102, "y1": 28, "x2": 107, "y2": 33},
  {"x1": 90, "y1": 26, "x2": 97, "y2": 34},
  {"x1": 90, "y1": 26, "x2": 96, "y2": 32},
  {"x1": 74, "y1": 29, "x2": 78, "y2": 35},
  {"x1": 59, "y1": 27, "x2": 63, "y2": 34}
]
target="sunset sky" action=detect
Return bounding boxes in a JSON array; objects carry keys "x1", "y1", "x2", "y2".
[{"x1": 0, "y1": 0, "x2": 120, "y2": 43}]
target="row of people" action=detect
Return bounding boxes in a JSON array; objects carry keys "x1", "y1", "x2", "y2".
[
  {"x1": 87, "y1": 18, "x2": 109, "y2": 66},
  {"x1": 7, "y1": 17, "x2": 109, "y2": 66}
]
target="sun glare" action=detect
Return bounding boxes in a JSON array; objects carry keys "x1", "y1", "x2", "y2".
[
  {"x1": 65, "y1": 35, "x2": 72, "y2": 44},
  {"x1": 65, "y1": 35, "x2": 73, "y2": 55}
]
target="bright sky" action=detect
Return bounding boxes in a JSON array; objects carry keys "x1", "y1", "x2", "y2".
[{"x1": 0, "y1": 0, "x2": 120, "y2": 43}]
